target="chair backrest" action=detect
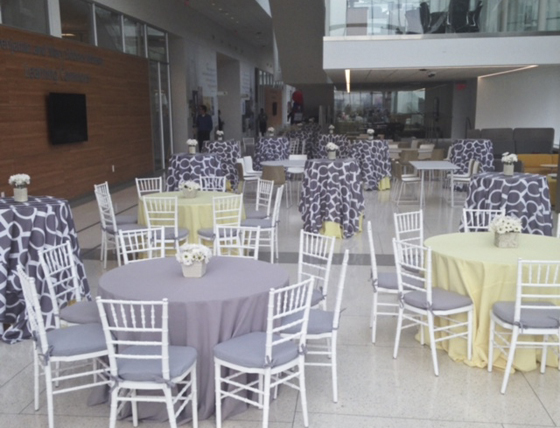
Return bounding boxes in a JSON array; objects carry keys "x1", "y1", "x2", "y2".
[
  {"x1": 332, "y1": 250, "x2": 350, "y2": 330},
  {"x1": 255, "y1": 178, "x2": 275, "y2": 216},
  {"x1": 198, "y1": 176, "x2": 227, "y2": 192},
  {"x1": 39, "y1": 241, "x2": 83, "y2": 327},
  {"x1": 243, "y1": 156, "x2": 256, "y2": 173},
  {"x1": 400, "y1": 149, "x2": 419, "y2": 164},
  {"x1": 472, "y1": 159, "x2": 481, "y2": 175},
  {"x1": 289, "y1": 138, "x2": 300, "y2": 154},
  {"x1": 366, "y1": 221, "x2": 379, "y2": 283},
  {"x1": 135, "y1": 177, "x2": 163, "y2": 198},
  {"x1": 214, "y1": 225, "x2": 261, "y2": 259},
  {"x1": 462, "y1": 208, "x2": 505, "y2": 232},
  {"x1": 270, "y1": 185, "x2": 284, "y2": 225},
  {"x1": 266, "y1": 278, "x2": 314, "y2": 364},
  {"x1": 118, "y1": 227, "x2": 166, "y2": 264},
  {"x1": 513, "y1": 260, "x2": 560, "y2": 324},
  {"x1": 394, "y1": 210, "x2": 424, "y2": 245},
  {"x1": 17, "y1": 266, "x2": 50, "y2": 356},
  {"x1": 212, "y1": 194, "x2": 243, "y2": 233},
  {"x1": 297, "y1": 230, "x2": 336, "y2": 299},
  {"x1": 392, "y1": 238, "x2": 431, "y2": 299},
  {"x1": 262, "y1": 165, "x2": 286, "y2": 186},
  {"x1": 143, "y1": 196, "x2": 179, "y2": 242},
  {"x1": 94, "y1": 181, "x2": 118, "y2": 233},
  {"x1": 96, "y1": 298, "x2": 172, "y2": 382}
]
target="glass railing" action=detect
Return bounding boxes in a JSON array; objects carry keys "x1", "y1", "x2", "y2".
[{"x1": 326, "y1": 0, "x2": 560, "y2": 37}]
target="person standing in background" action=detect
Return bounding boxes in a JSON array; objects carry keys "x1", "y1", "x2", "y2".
[
  {"x1": 257, "y1": 108, "x2": 268, "y2": 136},
  {"x1": 195, "y1": 105, "x2": 213, "y2": 152}
]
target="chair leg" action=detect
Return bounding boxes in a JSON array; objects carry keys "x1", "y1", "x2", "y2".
[
  {"x1": 44, "y1": 365, "x2": 54, "y2": 428},
  {"x1": 131, "y1": 389, "x2": 138, "y2": 427},
  {"x1": 298, "y1": 358, "x2": 310, "y2": 427},
  {"x1": 33, "y1": 348, "x2": 40, "y2": 410},
  {"x1": 331, "y1": 333, "x2": 338, "y2": 403},
  {"x1": 371, "y1": 291, "x2": 378, "y2": 343},
  {"x1": 262, "y1": 372, "x2": 272, "y2": 428},
  {"x1": 393, "y1": 308, "x2": 404, "y2": 359},
  {"x1": 488, "y1": 318, "x2": 495, "y2": 372},
  {"x1": 191, "y1": 368, "x2": 199, "y2": 428},
  {"x1": 541, "y1": 335, "x2": 548, "y2": 374},
  {"x1": 467, "y1": 309, "x2": 473, "y2": 361},
  {"x1": 427, "y1": 313, "x2": 439, "y2": 376},
  {"x1": 163, "y1": 387, "x2": 177, "y2": 428},
  {"x1": 214, "y1": 361, "x2": 222, "y2": 428},
  {"x1": 501, "y1": 327, "x2": 520, "y2": 394}
]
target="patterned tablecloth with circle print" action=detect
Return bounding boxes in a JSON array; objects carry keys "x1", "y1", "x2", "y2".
[
  {"x1": 299, "y1": 159, "x2": 365, "y2": 238},
  {"x1": 165, "y1": 153, "x2": 224, "y2": 191},
  {"x1": 203, "y1": 139, "x2": 241, "y2": 190},
  {"x1": 463, "y1": 172, "x2": 553, "y2": 236},
  {"x1": 0, "y1": 196, "x2": 89, "y2": 343},
  {"x1": 253, "y1": 137, "x2": 290, "y2": 171},
  {"x1": 350, "y1": 139, "x2": 391, "y2": 190},
  {"x1": 285, "y1": 129, "x2": 318, "y2": 157},
  {"x1": 451, "y1": 139, "x2": 495, "y2": 174},
  {"x1": 315, "y1": 134, "x2": 350, "y2": 159}
]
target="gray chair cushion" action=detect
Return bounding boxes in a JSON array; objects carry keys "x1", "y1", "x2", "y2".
[
  {"x1": 492, "y1": 301, "x2": 560, "y2": 329},
  {"x1": 375, "y1": 271, "x2": 399, "y2": 290},
  {"x1": 116, "y1": 214, "x2": 138, "y2": 225},
  {"x1": 47, "y1": 323, "x2": 107, "y2": 357},
  {"x1": 245, "y1": 210, "x2": 269, "y2": 220},
  {"x1": 106, "y1": 223, "x2": 146, "y2": 235},
  {"x1": 198, "y1": 227, "x2": 238, "y2": 240},
  {"x1": 60, "y1": 301, "x2": 100, "y2": 324},
  {"x1": 282, "y1": 309, "x2": 334, "y2": 335},
  {"x1": 241, "y1": 218, "x2": 273, "y2": 228},
  {"x1": 214, "y1": 331, "x2": 298, "y2": 368},
  {"x1": 164, "y1": 227, "x2": 189, "y2": 241},
  {"x1": 404, "y1": 288, "x2": 472, "y2": 311},
  {"x1": 117, "y1": 345, "x2": 197, "y2": 382}
]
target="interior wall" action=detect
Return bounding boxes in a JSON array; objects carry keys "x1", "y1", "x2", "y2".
[
  {"x1": 217, "y1": 59, "x2": 241, "y2": 140},
  {"x1": 475, "y1": 66, "x2": 560, "y2": 148},
  {"x1": 0, "y1": 26, "x2": 152, "y2": 199},
  {"x1": 296, "y1": 84, "x2": 334, "y2": 122}
]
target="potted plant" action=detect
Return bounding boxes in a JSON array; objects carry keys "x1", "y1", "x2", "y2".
[
  {"x1": 325, "y1": 142, "x2": 339, "y2": 160},
  {"x1": 489, "y1": 214, "x2": 522, "y2": 248},
  {"x1": 216, "y1": 130, "x2": 224, "y2": 141},
  {"x1": 178, "y1": 180, "x2": 200, "y2": 198},
  {"x1": 9, "y1": 174, "x2": 30, "y2": 202},
  {"x1": 186, "y1": 139, "x2": 198, "y2": 154},
  {"x1": 176, "y1": 243, "x2": 213, "y2": 277},
  {"x1": 501, "y1": 152, "x2": 518, "y2": 176},
  {"x1": 328, "y1": 124, "x2": 335, "y2": 135},
  {"x1": 267, "y1": 127, "x2": 275, "y2": 137},
  {"x1": 367, "y1": 129, "x2": 375, "y2": 140}
]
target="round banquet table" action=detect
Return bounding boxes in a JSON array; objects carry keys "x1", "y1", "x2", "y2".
[
  {"x1": 165, "y1": 153, "x2": 224, "y2": 191},
  {"x1": 98, "y1": 256, "x2": 290, "y2": 421},
  {"x1": 425, "y1": 232, "x2": 560, "y2": 371},
  {"x1": 253, "y1": 136, "x2": 289, "y2": 171},
  {"x1": 138, "y1": 191, "x2": 238, "y2": 243}
]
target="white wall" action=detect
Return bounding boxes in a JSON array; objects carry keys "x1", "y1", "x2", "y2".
[{"x1": 476, "y1": 66, "x2": 560, "y2": 147}]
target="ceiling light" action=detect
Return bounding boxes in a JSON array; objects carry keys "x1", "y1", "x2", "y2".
[
  {"x1": 345, "y1": 69, "x2": 351, "y2": 93},
  {"x1": 479, "y1": 65, "x2": 538, "y2": 79}
]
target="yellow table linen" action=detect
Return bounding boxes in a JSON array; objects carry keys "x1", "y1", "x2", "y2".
[
  {"x1": 378, "y1": 176, "x2": 391, "y2": 191},
  {"x1": 138, "y1": 191, "x2": 243, "y2": 244},
  {"x1": 320, "y1": 214, "x2": 364, "y2": 239},
  {"x1": 425, "y1": 232, "x2": 560, "y2": 371}
]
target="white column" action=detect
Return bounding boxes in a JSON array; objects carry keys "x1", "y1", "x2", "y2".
[{"x1": 47, "y1": 0, "x2": 62, "y2": 37}]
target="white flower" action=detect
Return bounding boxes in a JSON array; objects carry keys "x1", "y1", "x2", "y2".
[
  {"x1": 501, "y1": 152, "x2": 518, "y2": 165},
  {"x1": 267, "y1": 127, "x2": 275, "y2": 133},
  {"x1": 216, "y1": 130, "x2": 224, "y2": 136},
  {"x1": 325, "y1": 142, "x2": 339, "y2": 151},
  {"x1": 176, "y1": 244, "x2": 212, "y2": 266},
  {"x1": 186, "y1": 139, "x2": 198, "y2": 146},
  {"x1": 178, "y1": 180, "x2": 201, "y2": 191},
  {"x1": 328, "y1": 124, "x2": 335, "y2": 130},
  {"x1": 9, "y1": 174, "x2": 31, "y2": 188},
  {"x1": 367, "y1": 128, "x2": 375, "y2": 135},
  {"x1": 489, "y1": 215, "x2": 522, "y2": 235}
]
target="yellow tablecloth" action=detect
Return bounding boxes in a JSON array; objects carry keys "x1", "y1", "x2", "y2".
[
  {"x1": 320, "y1": 214, "x2": 364, "y2": 239},
  {"x1": 138, "y1": 191, "x2": 242, "y2": 244},
  {"x1": 425, "y1": 232, "x2": 560, "y2": 371}
]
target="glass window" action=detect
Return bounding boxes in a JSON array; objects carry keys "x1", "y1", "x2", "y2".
[
  {"x1": 147, "y1": 26, "x2": 166, "y2": 62},
  {"x1": 60, "y1": 0, "x2": 93, "y2": 44},
  {"x1": 1, "y1": 0, "x2": 49, "y2": 34},
  {"x1": 123, "y1": 17, "x2": 145, "y2": 56},
  {"x1": 95, "y1": 6, "x2": 122, "y2": 51}
]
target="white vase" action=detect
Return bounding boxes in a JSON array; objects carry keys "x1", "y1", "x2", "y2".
[
  {"x1": 503, "y1": 163, "x2": 514, "y2": 176},
  {"x1": 188, "y1": 146, "x2": 196, "y2": 154},
  {"x1": 182, "y1": 189, "x2": 197, "y2": 199},
  {"x1": 494, "y1": 232, "x2": 518, "y2": 248},
  {"x1": 327, "y1": 151, "x2": 336, "y2": 160},
  {"x1": 181, "y1": 261, "x2": 206, "y2": 278},
  {"x1": 218, "y1": 137, "x2": 223, "y2": 141},
  {"x1": 13, "y1": 187, "x2": 28, "y2": 202}
]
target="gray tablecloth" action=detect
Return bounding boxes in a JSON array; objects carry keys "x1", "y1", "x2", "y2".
[
  {"x1": 0, "y1": 196, "x2": 89, "y2": 343},
  {"x1": 299, "y1": 158, "x2": 365, "y2": 238},
  {"x1": 463, "y1": 172, "x2": 553, "y2": 236},
  {"x1": 203, "y1": 140, "x2": 241, "y2": 190},
  {"x1": 451, "y1": 139, "x2": 494, "y2": 174},
  {"x1": 316, "y1": 134, "x2": 349, "y2": 159},
  {"x1": 165, "y1": 153, "x2": 224, "y2": 191},
  {"x1": 253, "y1": 136, "x2": 290, "y2": 171},
  {"x1": 350, "y1": 139, "x2": 391, "y2": 190},
  {"x1": 98, "y1": 256, "x2": 289, "y2": 421}
]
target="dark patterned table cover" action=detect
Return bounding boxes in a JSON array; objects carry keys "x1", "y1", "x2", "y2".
[
  {"x1": 0, "y1": 196, "x2": 89, "y2": 343},
  {"x1": 463, "y1": 172, "x2": 553, "y2": 236},
  {"x1": 165, "y1": 153, "x2": 224, "y2": 191},
  {"x1": 315, "y1": 134, "x2": 350, "y2": 159},
  {"x1": 253, "y1": 136, "x2": 290, "y2": 171},
  {"x1": 350, "y1": 139, "x2": 391, "y2": 190},
  {"x1": 285, "y1": 128, "x2": 319, "y2": 157},
  {"x1": 203, "y1": 139, "x2": 241, "y2": 190},
  {"x1": 299, "y1": 159, "x2": 365, "y2": 239},
  {"x1": 451, "y1": 139, "x2": 494, "y2": 174}
]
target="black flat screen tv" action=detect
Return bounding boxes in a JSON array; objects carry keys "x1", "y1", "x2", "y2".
[{"x1": 47, "y1": 93, "x2": 88, "y2": 144}]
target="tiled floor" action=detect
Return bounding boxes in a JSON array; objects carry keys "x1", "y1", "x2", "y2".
[{"x1": 1, "y1": 179, "x2": 559, "y2": 428}]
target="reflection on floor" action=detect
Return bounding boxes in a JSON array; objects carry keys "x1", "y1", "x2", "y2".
[{"x1": 1, "y1": 180, "x2": 559, "y2": 428}]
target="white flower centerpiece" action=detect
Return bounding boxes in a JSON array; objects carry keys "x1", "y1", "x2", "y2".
[
  {"x1": 9, "y1": 174, "x2": 31, "y2": 202},
  {"x1": 501, "y1": 152, "x2": 518, "y2": 176},
  {"x1": 328, "y1": 124, "x2": 335, "y2": 134},
  {"x1": 216, "y1": 130, "x2": 224, "y2": 141},
  {"x1": 176, "y1": 243, "x2": 212, "y2": 278},
  {"x1": 367, "y1": 128, "x2": 375, "y2": 140},
  {"x1": 186, "y1": 139, "x2": 198, "y2": 154},
  {"x1": 325, "y1": 142, "x2": 339, "y2": 160},
  {"x1": 489, "y1": 214, "x2": 522, "y2": 248},
  {"x1": 267, "y1": 127, "x2": 275, "y2": 137},
  {"x1": 178, "y1": 180, "x2": 200, "y2": 199}
]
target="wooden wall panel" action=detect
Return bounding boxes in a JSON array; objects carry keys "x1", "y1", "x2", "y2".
[{"x1": 0, "y1": 26, "x2": 153, "y2": 200}]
